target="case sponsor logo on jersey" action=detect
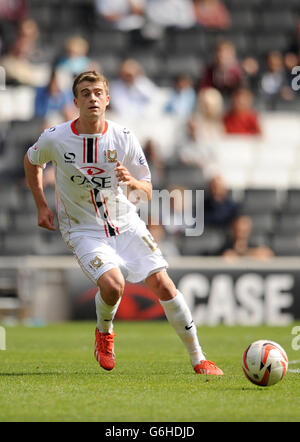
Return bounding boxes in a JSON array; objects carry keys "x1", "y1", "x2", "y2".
[
  {"x1": 80, "y1": 166, "x2": 105, "y2": 176},
  {"x1": 70, "y1": 174, "x2": 112, "y2": 189}
]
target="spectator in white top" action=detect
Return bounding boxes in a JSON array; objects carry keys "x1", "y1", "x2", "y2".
[
  {"x1": 95, "y1": 0, "x2": 146, "y2": 31},
  {"x1": 109, "y1": 58, "x2": 158, "y2": 117},
  {"x1": 145, "y1": 0, "x2": 195, "y2": 30}
]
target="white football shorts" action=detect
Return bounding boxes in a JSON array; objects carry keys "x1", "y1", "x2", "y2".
[{"x1": 68, "y1": 220, "x2": 168, "y2": 284}]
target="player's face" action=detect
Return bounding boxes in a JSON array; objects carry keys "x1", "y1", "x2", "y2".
[{"x1": 74, "y1": 81, "x2": 110, "y2": 119}]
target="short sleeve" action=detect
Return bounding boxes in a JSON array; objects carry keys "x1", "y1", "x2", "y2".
[
  {"x1": 27, "y1": 128, "x2": 55, "y2": 166},
  {"x1": 124, "y1": 131, "x2": 151, "y2": 182}
]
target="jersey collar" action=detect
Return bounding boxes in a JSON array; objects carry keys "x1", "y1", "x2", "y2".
[{"x1": 71, "y1": 118, "x2": 108, "y2": 136}]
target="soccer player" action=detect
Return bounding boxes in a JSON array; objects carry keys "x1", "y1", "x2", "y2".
[{"x1": 24, "y1": 70, "x2": 223, "y2": 376}]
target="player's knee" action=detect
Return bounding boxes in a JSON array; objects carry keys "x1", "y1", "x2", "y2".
[
  {"x1": 103, "y1": 279, "x2": 124, "y2": 302},
  {"x1": 98, "y1": 271, "x2": 125, "y2": 304},
  {"x1": 146, "y1": 272, "x2": 176, "y2": 301}
]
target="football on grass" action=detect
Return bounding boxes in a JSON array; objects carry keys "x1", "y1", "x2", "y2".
[{"x1": 242, "y1": 340, "x2": 288, "y2": 387}]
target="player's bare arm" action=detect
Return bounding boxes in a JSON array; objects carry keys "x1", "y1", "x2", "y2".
[
  {"x1": 24, "y1": 153, "x2": 56, "y2": 231},
  {"x1": 115, "y1": 161, "x2": 152, "y2": 201}
]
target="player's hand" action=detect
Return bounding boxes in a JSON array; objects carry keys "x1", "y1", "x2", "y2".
[
  {"x1": 37, "y1": 206, "x2": 56, "y2": 231},
  {"x1": 115, "y1": 161, "x2": 135, "y2": 186}
]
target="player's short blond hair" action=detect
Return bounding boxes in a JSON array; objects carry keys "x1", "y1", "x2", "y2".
[{"x1": 72, "y1": 71, "x2": 109, "y2": 98}]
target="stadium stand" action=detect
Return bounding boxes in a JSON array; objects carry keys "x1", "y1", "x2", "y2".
[{"x1": 1, "y1": 0, "x2": 300, "y2": 257}]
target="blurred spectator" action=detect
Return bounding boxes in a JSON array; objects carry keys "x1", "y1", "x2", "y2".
[
  {"x1": 193, "y1": 87, "x2": 224, "y2": 142},
  {"x1": 34, "y1": 70, "x2": 77, "y2": 128},
  {"x1": 95, "y1": 0, "x2": 145, "y2": 31},
  {"x1": 163, "y1": 74, "x2": 196, "y2": 118},
  {"x1": 0, "y1": 0, "x2": 27, "y2": 20},
  {"x1": 145, "y1": 0, "x2": 195, "y2": 32},
  {"x1": 55, "y1": 36, "x2": 99, "y2": 89},
  {"x1": 242, "y1": 56, "x2": 261, "y2": 94},
  {"x1": 16, "y1": 18, "x2": 41, "y2": 62},
  {"x1": 1, "y1": 37, "x2": 49, "y2": 86},
  {"x1": 173, "y1": 87, "x2": 224, "y2": 178},
  {"x1": 260, "y1": 51, "x2": 294, "y2": 110},
  {"x1": 0, "y1": 0, "x2": 27, "y2": 56},
  {"x1": 204, "y1": 174, "x2": 241, "y2": 228},
  {"x1": 175, "y1": 117, "x2": 219, "y2": 179},
  {"x1": 109, "y1": 58, "x2": 158, "y2": 117},
  {"x1": 192, "y1": 0, "x2": 231, "y2": 30},
  {"x1": 223, "y1": 87, "x2": 261, "y2": 135},
  {"x1": 220, "y1": 215, "x2": 274, "y2": 260},
  {"x1": 199, "y1": 40, "x2": 243, "y2": 96}
]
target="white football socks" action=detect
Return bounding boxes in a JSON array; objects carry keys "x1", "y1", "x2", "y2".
[
  {"x1": 159, "y1": 290, "x2": 205, "y2": 366},
  {"x1": 95, "y1": 289, "x2": 121, "y2": 334}
]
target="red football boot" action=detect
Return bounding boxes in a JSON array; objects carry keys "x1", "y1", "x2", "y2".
[
  {"x1": 94, "y1": 328, "x2": 116, "y2": 371},
  {"x1": 194, "y1": 360, "x2": 224, "y2": 375}
]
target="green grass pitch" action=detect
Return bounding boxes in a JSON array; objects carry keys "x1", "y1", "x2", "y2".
[{"x1": 0, "y1": 321, "x2": 299, "y2": 422}]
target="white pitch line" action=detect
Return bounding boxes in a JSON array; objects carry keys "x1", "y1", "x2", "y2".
[
  {"x1": 287, "y1": 359, "x2": 300, "y2": 373},
  {"x1": 288, "y1": 359, "x2": 300, "y2": 365}
]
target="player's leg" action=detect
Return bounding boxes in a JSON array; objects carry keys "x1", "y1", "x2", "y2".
[
  {"x1": 94, "y1": 268, "x2": 125, "y2": 371},
  {"x1": 96, "y1": 268, "x2": 124, "y2": 333},
  {"x1": 145, "y1": 270, "x2": 223, "y2": 375}
]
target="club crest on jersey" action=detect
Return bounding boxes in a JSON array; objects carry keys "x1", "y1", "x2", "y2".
[
  {"x1": 107, "y1": 149, "x2": 117, "y2": 163},
  {"x1": 89, "y1": 256, "x2": 103, "y2": 269}
]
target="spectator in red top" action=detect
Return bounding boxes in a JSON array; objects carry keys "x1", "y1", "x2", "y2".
[
  {"x1": 223, "y1": 87, "x2": 261, "y2": 135},
  {"x1": 193, "y1": 0, "x2": 231, "y2": 30},
  {"x1": 199, "y1": 40, "x2": 243, "y2": 96}
]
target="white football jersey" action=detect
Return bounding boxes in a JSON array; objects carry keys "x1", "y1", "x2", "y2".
[{"x1": 27, "y1": 119, "x2": 151, "y2": 242}]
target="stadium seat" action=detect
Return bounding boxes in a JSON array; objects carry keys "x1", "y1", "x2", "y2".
[
  {"x1": 178, "y1": 228, "x2": 225, "y2": 256},
  {"x1": 282, "y1": 189, "x2": 300, "y2": 214},
  {"x1": 260, "y1": 11, "x2": 295, "y2": 32},
  {"x1": 274, "y1": 214, "x2": 300, "y2": 234},
  {"x1": 254, "y1": 34, "x2": 290, "y2": 55},
  {"x1": 90, "y1": 31, "x2": 129, "y2": 53},
  {"x1": 271, "y1": 234, "x2": 300, "y2": 256},
  {"x1": 13, "y1": 213, "x2": 39, "y2": 233},
  {"x1": 247, "y1": 166, "x2": 290, "y2": 189},
  {"x1": 0, "y1": 87, "x2": 36, "y2": 122},
  {"x1": 255, "y1": 143, "x2": 297, "y2": 169},
  {"x1": 164, "y1": 165, "x2": 205, "y2": 190},
  {"x1": 226, "y1": 0, "x2": 262, "y2": 10},
  {"x1": 242, "y1": 188, "x2": 279, "y2": 213},
  {"x1": 261, "y1": 113, "x2": 300, "y2": 143},
  {"x1": 0, "y1": 186, "x2": 22, "y2": 211},
  {"x1": 170, "y1": 30, "x2": 206, "y2": 54},
  {"x1": 249, "y1": 213, "x2": 276, "y2": 234},
  {"x1": 129, "y1": 52, "x2": 164, "y2": 78},
  {"x1": 215, "y1": 137, "x2": 256, "y2": 169},
  {"x1": 269, "y1": 0, "x2": 300, "y2": 7},
  {"x1": 3, "y1": 233, "x2": 43, "y2": 255},
  {"x1": 38, "y1": 233, "x2": 72, "y2": 256},
  {"x1": 165, "y1": 55, "x2": 202, "y2": 79},
  {"x1": 230, "y1": 10, "x2": 257, "y2": 31},
  {"x1": 221, "y1": 167, "x2": 249, "y2": 190},
  {"x1": 0, "y1": 213, "x2": 10, "y2": 233}
]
